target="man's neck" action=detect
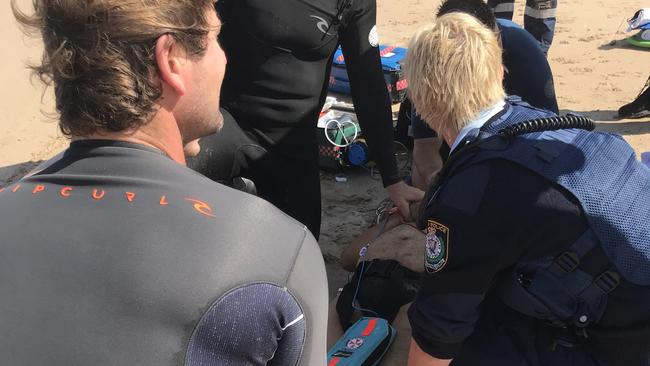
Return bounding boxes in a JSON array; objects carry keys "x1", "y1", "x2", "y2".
[{"x1": 76, "y1": 108, "x2": 186, "y2": 165}]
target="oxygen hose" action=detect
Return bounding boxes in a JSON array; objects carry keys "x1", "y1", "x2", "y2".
[
  {"x1": 350, "y1": 199, "x2": 393, "y2": 316},
  {"x1": 498, "y1": 115, "x2": 596, "y2": 138},
  {"x1": 425, "y1": 114, "x2": 597, "y2": 219}
]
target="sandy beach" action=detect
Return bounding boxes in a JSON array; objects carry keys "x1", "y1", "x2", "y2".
[
  {"x1": 326, "y1": 0, "x2": 650, "y2": 293},
  {"x1": 2, "y1": 0, "x2": 649, "y2": 297}
]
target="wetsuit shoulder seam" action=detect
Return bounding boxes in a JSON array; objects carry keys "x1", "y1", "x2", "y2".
[{"x1": 283, "y1": 226, "x2": 309, "y2": 286}]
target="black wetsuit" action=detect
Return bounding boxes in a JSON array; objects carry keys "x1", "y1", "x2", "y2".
[
  {"x1": 189, "y1": 0, "x2": 399, "y2": 238},
  {"x1": 0, "y1": 140, "x2": 328, "y2": 365}
]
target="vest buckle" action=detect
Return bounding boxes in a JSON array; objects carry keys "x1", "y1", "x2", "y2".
[
  {"x1": 551, "y1": 251, "x2": 580, "y2": 273},
  {"x1": 594, "y1": 270, "x2": 621, "y2": 294}
]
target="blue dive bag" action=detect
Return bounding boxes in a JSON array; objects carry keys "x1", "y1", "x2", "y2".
[
  {"x1": 327, "y1": 317, "x2": 396, "y2": 366},
  {"x1": 329, "y1": 45, "x2": 408, "y2": 103}
]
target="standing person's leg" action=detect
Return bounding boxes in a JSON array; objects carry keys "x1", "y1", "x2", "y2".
[
  {"x1": 190, "y1": 111, "x2": 323, "y2": 238},
  {"x1": 270, "y1": 144, "x2": 322, "y2": 239},
  {"x1": 524, "y1": 0, "x2": 557, "y2": 55},
  {"x1": 488, "y1": 0, "x2": 515, "y2": 21},
  {"x1": 188, "y1": 109, "x2": 293, "y2": 204},
  {"x1": 190, "y1": 109, "x2": 323, "y2": 238}
]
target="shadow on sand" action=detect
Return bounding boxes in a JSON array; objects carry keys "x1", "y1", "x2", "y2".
[
  {"x1": 597, "y1": 38, "x2": 650, "y2": 52},
  {"x1": 561, "y1": 109, "x2": 650, "y2": 135},
  {"x1": 0, "y1": 161, "x2": 42, "y2": 186}
]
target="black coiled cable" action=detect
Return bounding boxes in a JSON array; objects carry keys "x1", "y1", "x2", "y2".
[{"x1": 498, "y1": 115, "x2": 595, "y2": 138}]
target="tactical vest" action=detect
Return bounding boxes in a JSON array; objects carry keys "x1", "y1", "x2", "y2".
[{"x1": 421, "y1": 99, "x2": 650, "y2": 343}]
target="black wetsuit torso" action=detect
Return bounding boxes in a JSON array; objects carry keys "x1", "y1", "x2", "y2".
[
  {"x1": 190, "y1": 0, "x2": 399, "y2": 237},
  {"x1": 0, "y1": 140, "x2": 328, "y2": 365},
  {"x1": 217, "y1": 0, "x2": 398, "y2": 169}
]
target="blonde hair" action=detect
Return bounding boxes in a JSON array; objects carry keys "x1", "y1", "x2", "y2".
[{"x1": 405, "y1": 12, "x2": 505, "y2": 133}]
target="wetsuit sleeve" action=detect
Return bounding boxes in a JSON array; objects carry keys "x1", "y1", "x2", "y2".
[
  {"x1": 408, "y1": 160, "x2": 587, "y2": 359},
  {"x1": 408, "y1": 163, "x2": 501, "y2": 359},
  {"x1": 186, "y1": 232, "x2": 327, "y2": 366},
  {"x1": 215, "y1": 0, "x2": 233, "y2": 21},
  {"x1": 285, "y1": 230, "x2": 329, "y2": 365},
  {"x1": 339, "y1": 0, "x2": 400, "y2": 187},
  {"x1": 186, "y1": 283, "x2": 306, "y2": 366}
]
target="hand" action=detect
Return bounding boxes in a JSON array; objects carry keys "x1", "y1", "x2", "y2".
[
  {"x1": 183, "y1": 139, "x2": 201, "y2": 157},
  {"x1": 386, "y1": 181, "x2": 424, "y2": 221},
  {"x1": 408, "y1": 339, "x2": 452, "y2": 366}
]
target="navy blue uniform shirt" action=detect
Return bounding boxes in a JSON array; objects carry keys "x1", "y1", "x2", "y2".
[{"x1": 409, "y1": 158, "x2": 650, "y2": 365}]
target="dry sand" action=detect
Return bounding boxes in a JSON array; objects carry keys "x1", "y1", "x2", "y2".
[
  {"x1": 0, "y1": 0, "x2": 68, "y2": 184},
  {"x1": 1, "y1": 0, "x2": 649, "y2": 295}
]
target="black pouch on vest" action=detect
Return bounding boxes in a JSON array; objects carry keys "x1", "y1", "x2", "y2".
[{"x1": 336, "y1": 259, "x2": 420, "y2": 329}]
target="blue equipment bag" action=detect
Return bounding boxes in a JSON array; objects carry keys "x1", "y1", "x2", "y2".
[
  {"x1": 327, "y1": 317, "x2": 396, "y2": 366},
  {"x1": 329, "y1": 45, "x2": 408, "y2": 103}
]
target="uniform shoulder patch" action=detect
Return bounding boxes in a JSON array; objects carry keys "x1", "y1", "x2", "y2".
[{"x1": 425, "y1": 219, "x2": 449, "y2": 273}]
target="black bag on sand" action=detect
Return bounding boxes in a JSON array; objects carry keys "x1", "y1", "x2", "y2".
[{"x1": 336, "y1": 259, "x2": 420, "y2": 329}]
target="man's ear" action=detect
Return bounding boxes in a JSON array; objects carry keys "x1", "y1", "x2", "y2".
[{"x1": 155, "y1": 34, "x2": 187, "y2": 96}]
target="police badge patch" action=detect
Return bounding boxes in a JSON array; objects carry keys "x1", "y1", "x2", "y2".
[{"x1": 425, "y1": 220, "x2": 449, "y2": 273}]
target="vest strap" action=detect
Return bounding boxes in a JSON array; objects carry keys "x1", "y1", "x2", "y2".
[
  {"x1": 571, "y1": 268, "x2": 621, "y2": 335},
  {"x1": 549, "y1": 230, "x2": 600, "y2": 275},
  {"x1": 550, "y1": 251, "x2": 580, "y2": 273},
  {"x1": 592, "y1": 269, "x2": 621, "y2": 294}
]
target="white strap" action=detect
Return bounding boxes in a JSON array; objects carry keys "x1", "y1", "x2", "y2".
[{"x1": 524, "y1": 5, "x2": 557, "y2": 19}]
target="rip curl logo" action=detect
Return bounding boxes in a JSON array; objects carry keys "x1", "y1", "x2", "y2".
[
  {"x1": 310, "y1": 15, "x2": 334, "y2": 35},
  {"x1": 185, "y1": 198, "x2": 216, "y2": 218},
  {"x1": 0, "y1": 183, "x2": 217, "y2": 219}
]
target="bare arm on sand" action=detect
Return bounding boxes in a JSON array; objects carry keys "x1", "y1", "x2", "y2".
[
  {"x1": 411, "y1": 137, "x2": 444, "y2": 191},
  {"x1": 339, "y1": 213, "x2": 425, "y2": 273},
  {"x1": 407, "y1": 339, "x2": 452, "y2": 366}
]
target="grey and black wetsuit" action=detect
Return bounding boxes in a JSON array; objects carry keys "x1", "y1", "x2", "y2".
[
  {"x1": 0, "y1": 140, "x2": 328, "y2": 365},
  {"x1": 189, "y1": 0, "x2": 399, "y2": 238}
]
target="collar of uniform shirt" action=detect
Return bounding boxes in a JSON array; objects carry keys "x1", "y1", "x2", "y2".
[{"x1": 449, "y1": 99, "x2": 507, "y2": 153}]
